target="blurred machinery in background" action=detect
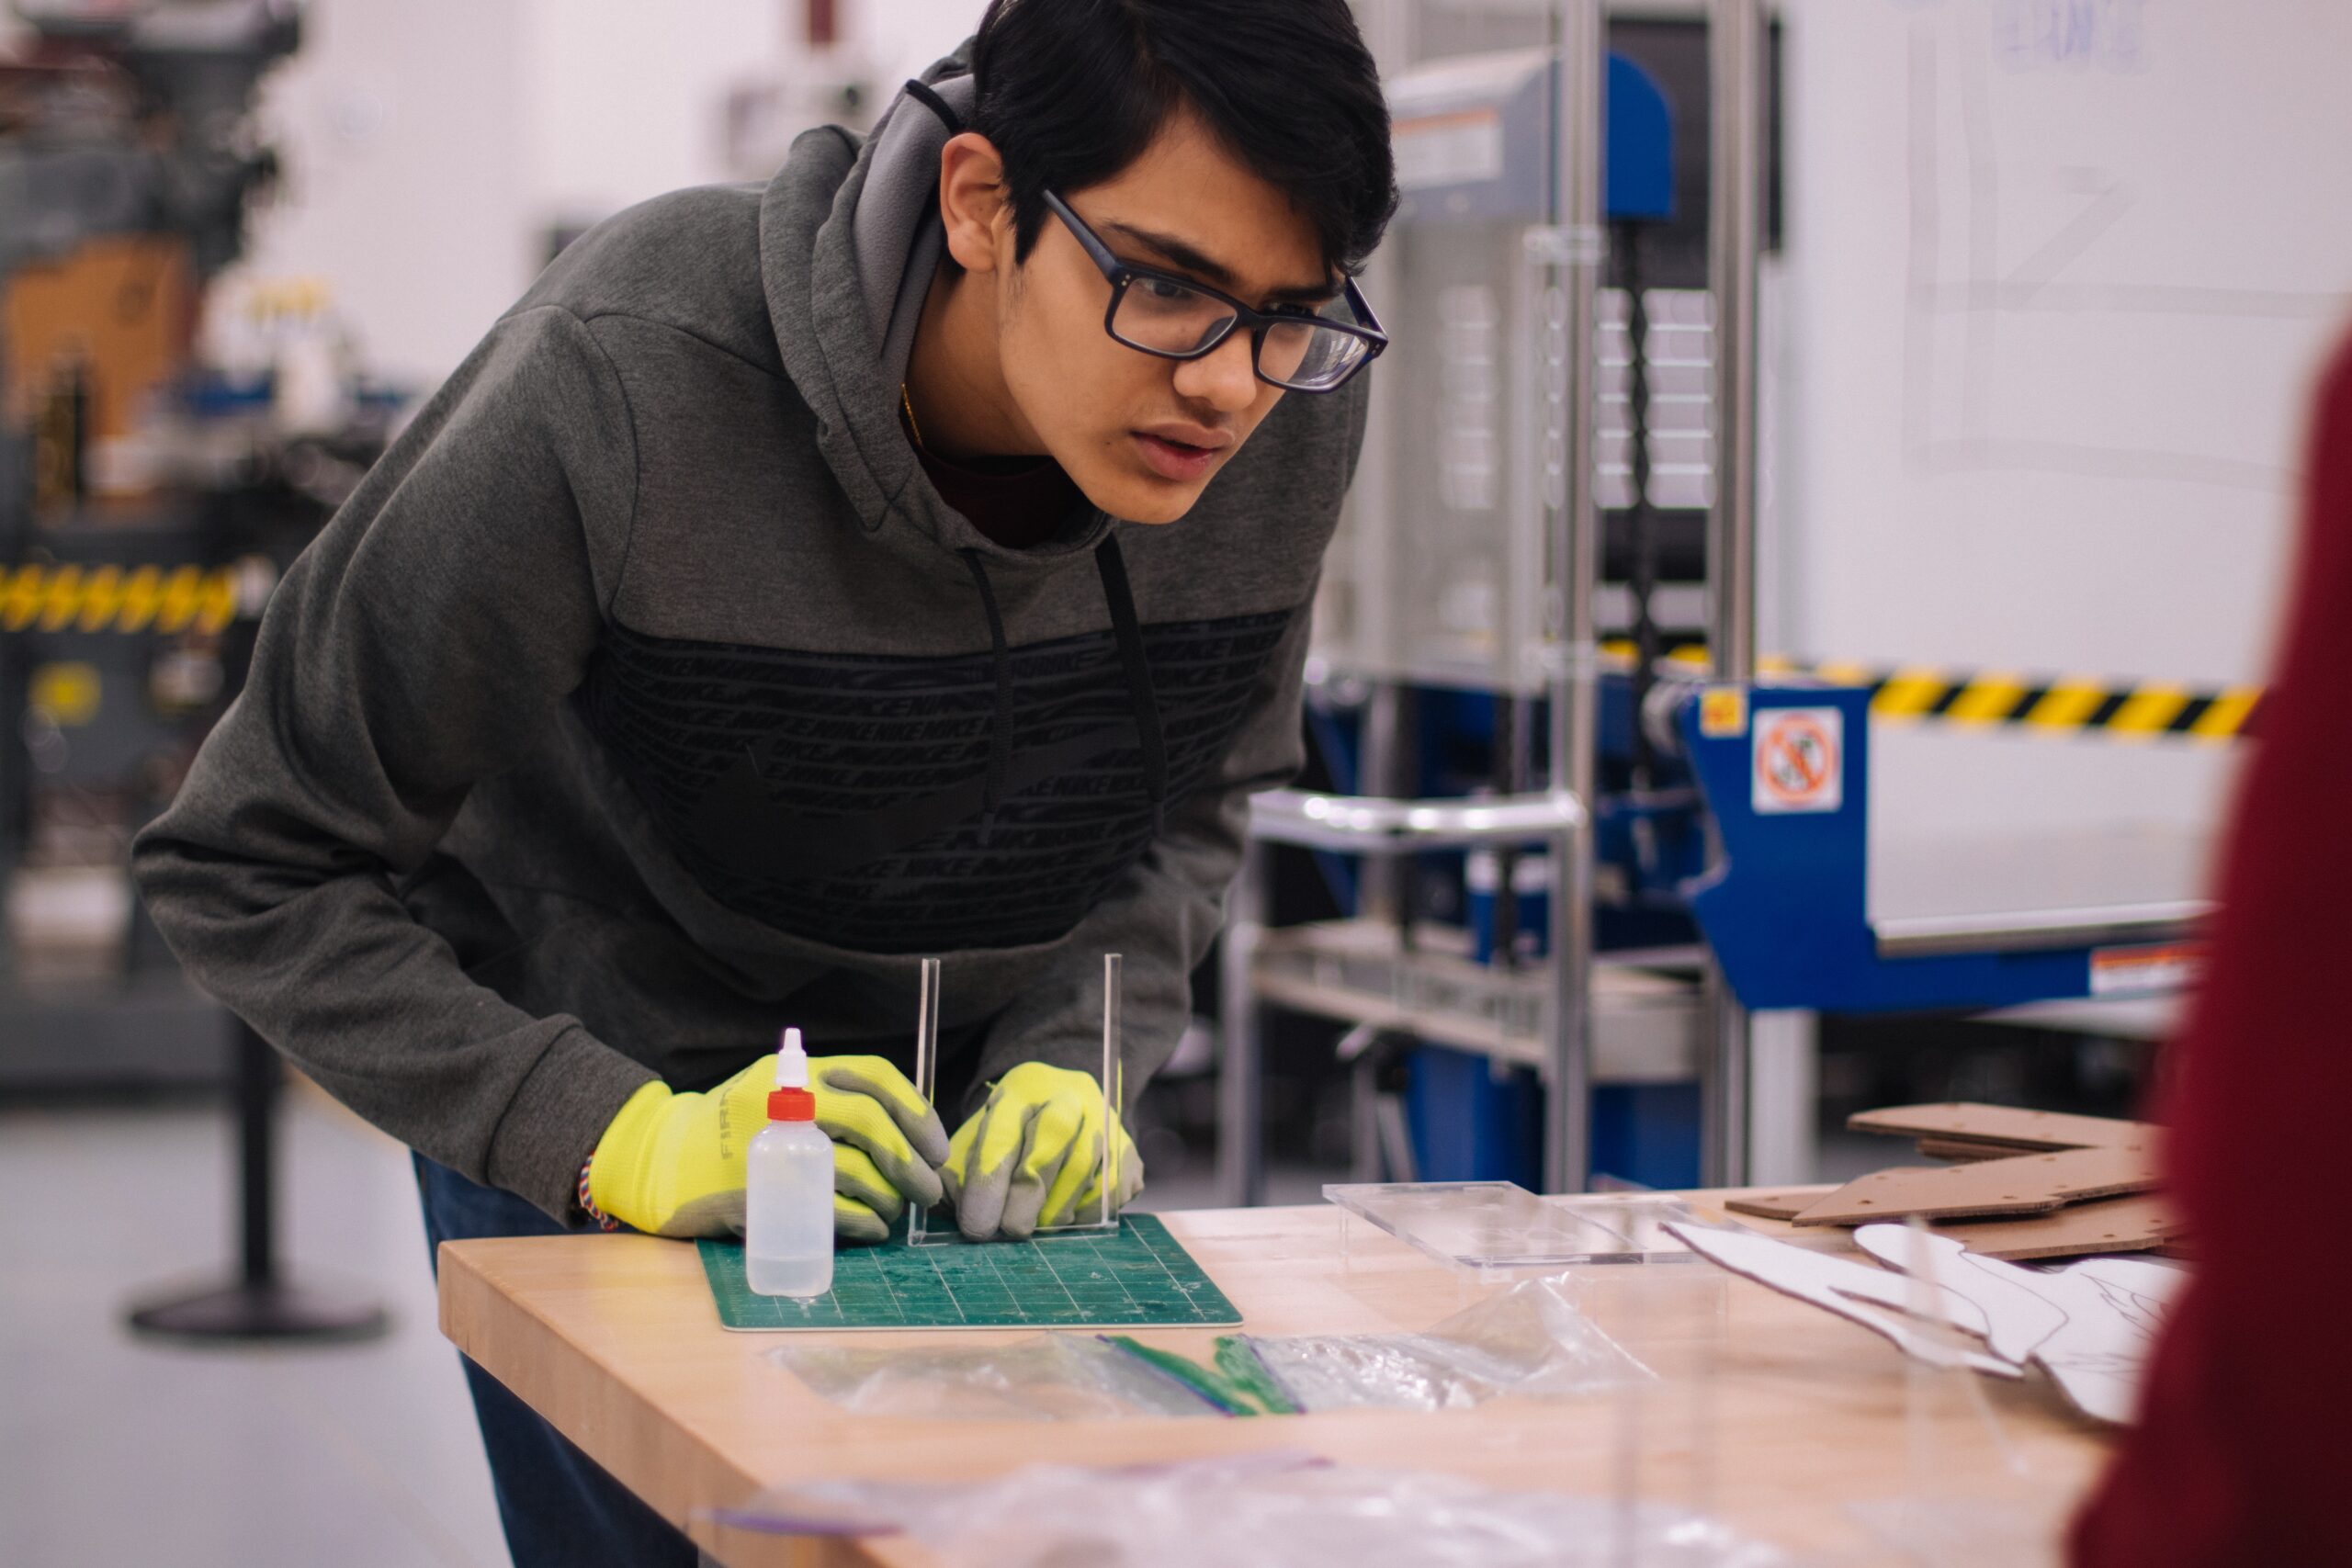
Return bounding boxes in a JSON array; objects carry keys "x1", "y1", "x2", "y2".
[
  {"x1": 0, "y1": 0, "x2": 399, "y2": 1089},
  {"x1": 1222, "y1": 0, "x2": 2199, "y2": 1203},
  {"x1": 1224, "y1": 1, "x2": 1758, "y2": 1200}
]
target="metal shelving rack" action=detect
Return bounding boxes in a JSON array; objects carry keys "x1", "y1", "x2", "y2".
[{"x1": 1219, "y1": 0, "x2": 1771, "y2": 1202}]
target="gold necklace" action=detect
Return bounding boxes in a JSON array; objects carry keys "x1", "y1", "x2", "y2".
[{"x1": 899, "y1": 382, "x2": 927, "y2": 451}]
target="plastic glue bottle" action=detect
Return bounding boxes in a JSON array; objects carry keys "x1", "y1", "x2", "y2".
[{"x1": 746, "y1": 1028, "x2": 834, "y2": 1298}]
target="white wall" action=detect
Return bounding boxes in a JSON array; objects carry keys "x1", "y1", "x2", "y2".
[
  {"x1": 520, "y1": 0, "x2": 789, "y2": 229},
  {"x1": 843, "y1": 0, "x2": 988, "y2": 90},
  {"x1": 1776, "y1": 0, "x2": 2352, "y2": 861},
  {"x1": 230, "y1": 0, "x2": 536, "y2": 388}
]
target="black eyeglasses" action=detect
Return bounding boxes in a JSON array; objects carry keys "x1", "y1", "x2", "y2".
[{"x1": 1042, "y1": 189, "x2": 1386, "y2": 394}]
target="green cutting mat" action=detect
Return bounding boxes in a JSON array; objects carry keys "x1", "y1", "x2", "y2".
[{"x1": 696, "y1": 1213, "x2": 1240, "y2": 1331}]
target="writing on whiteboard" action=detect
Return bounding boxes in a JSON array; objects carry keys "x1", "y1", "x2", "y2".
[{"x1": 1994, "y1": 0, "x2": 2149, "y2": 73}]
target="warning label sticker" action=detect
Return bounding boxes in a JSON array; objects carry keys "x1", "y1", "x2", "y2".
[
  {"x1": 1751, "y1": 706, "x2": 1844, "y2": 815},
  {"x1": 1699, "y1": 686, "x2": 1748, "y2": 739},
  {"x1": 2089, "y1": 942, "x2": 2202, "y2": 997}
]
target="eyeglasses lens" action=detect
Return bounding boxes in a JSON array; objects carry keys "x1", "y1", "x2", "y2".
[
  {"x1": 1113, "y1": 277, "x2": 1235, "y2": 355},
  {"x1": 1113, "y1": 276, "x2": 1369, "y2": 390},
  {"x1": 1260, "y1": 315, "x2": 1366, "y2": 389}
]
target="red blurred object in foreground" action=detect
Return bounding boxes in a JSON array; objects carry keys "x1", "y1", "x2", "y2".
[{"x1": 2071, "y1": 336, "x2": 2352, "y2": 1566}]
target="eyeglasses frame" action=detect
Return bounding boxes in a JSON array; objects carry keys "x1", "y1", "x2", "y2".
[{"x1": 1040, "y1": 188, "x2": 1387, "y2": 393}]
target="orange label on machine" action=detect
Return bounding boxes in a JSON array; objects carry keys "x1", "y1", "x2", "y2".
[
  {"x1": 1699, "y1": 686, "x2": 1748, "y2": 738},
  {"x1": 2089, "y1": 942, "x2": 2203, "y2": 997}
]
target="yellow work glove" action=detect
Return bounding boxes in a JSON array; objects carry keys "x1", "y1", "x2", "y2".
[
  {"x1": 941, "y1": 1061, "x2": 1146, "y2": 1240},
  {"x1": 588, "y1": 1054, "x2": 949, "y2": 1243}
]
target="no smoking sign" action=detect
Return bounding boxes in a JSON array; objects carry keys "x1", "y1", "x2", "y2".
[{"x1": 1751, "y1": 706, "x2": 1844, "y2": 815}]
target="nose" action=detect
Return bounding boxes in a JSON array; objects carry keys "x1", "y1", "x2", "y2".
[{"x1": 1170, "y1": 328, "x2": 1260, "y2": 414}]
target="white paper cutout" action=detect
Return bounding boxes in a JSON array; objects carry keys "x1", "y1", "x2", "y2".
[
  {"x1": 1852, "y1": 1226, "x2": 2184, "y2": 1425},
  {"x1": 1849, "y1": 1225, "x2": 2066, "y2": 1368},
  {"x1": 1667, "y1": 1217, "x2": 2187, "y2": 1425},
  {"x1": 1662, "y1": 1223, "x2": 2019, "y2": 1376}
]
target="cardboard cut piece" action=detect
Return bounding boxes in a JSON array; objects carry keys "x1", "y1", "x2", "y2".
[
  {"x1": 1848, "y1": 1102, "x2": 2154, "y2": 1153},
  {"x1": 1928, "y1": 1192, "x2": 2179, "y2": 1262},
  {"x1": 1913, "y1": 1137, "x2": 2038, "y2": 1164},
  {"x1": 1662, "y1": 1222, "x2": 2019, "y2": 1377},
  {"x1": 1723, "y1": 1189, "x2": 1831, "y2": 1221},
  {"x1": 1854, "y1": 1224, "x2": 2186, "y2": 1424},
  {"x1": 1791, "y1": 1145, "x2": 2160, "y2": 1227}
]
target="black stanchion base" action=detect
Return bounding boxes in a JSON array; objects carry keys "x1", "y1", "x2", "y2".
[{"x1": 126, "y1": 1280, "x2": 391, "y2": 1345}]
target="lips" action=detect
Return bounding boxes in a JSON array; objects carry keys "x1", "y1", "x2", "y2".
[{"x1": 1133, "y1": 430, "x2": 1225, "y2": 481}]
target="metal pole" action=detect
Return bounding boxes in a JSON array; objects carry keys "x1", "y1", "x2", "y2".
[
  {"x1": 1703, "y1": 0, "x2": 1767, "y2": 1188},
  {"x1": 1544, "y1": 0, "x2": 1606, "y2": 1197},
  {"x1": 1216, "y1": 840, "x2": 1268, "y2": 1206},
  {"x1": 236, "y1": 1019, "x2": 278, "y2": 1288},
  {"x1": 1702, "y1": 971, "x2": 1751, "y2": 1187},
  {"x1": 1710, "y1": 0, "x2": 1764, "y2": 686},
  {"x1": 126, "y1": 1014, "x2": 389, "y2": 1342},
  {"x1": 1358, "y1": 683, "x2": 1407, "y2": 924}
]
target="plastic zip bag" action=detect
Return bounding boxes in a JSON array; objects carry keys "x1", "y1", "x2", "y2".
[
  {"x1": 1244, "y1": 1273, "x2": 1654, "y2": 1411},
  {"x1": 709, "y1": 1450, "x2": 1789, "y2": 1568},
  {"x1": 767, "y1": 1331, "x2": 1223, "y2": 1421}
]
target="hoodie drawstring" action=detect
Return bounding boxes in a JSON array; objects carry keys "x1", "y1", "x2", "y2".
[
  {"x1": 957, "y1": 535, "x2": 1170, "y2": 845},
  {"x1": 1093, "y1": 534, "x2": 1170, "y2": 839},
  {"x1": 960, "y1": 549, "x2": 1015, "y2": 844}
]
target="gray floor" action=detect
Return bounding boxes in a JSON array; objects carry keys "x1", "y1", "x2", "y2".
[
  {"x1": 0, "y1": 1094, "x2": 510, "y2": 1568},
  {"x1": 0, "y1": 1089, "x2": 1327, "y2": 1568}
]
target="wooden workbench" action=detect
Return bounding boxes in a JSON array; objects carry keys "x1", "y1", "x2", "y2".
[{"x1": 438, "y1": 1196, "x2": 2122, "y2": 1566}]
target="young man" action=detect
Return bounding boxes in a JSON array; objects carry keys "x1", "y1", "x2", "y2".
[{"x1": 134, "y1": 0, "x2": 1393, "y2": 1562}]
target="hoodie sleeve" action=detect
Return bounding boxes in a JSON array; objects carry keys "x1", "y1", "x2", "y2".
[
  {"x1": 964, "y1": 597, "x2": 1317, "y2": 1114},
  {"x1": 132, "y1": 304, "x2": 659, "y2": 1224}
]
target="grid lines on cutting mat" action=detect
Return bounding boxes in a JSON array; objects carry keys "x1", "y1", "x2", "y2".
[{"x1": 696, "y1": 1213, "x2": 1241, "y2": 1330}]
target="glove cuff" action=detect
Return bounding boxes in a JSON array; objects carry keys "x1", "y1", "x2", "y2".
[{"x1": 587, "y1": 1079, "x2": 674, "y2": 1234}]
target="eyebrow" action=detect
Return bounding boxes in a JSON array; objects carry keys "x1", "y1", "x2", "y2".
[{"x1": 1103, "y1": 219, "x2": 1339, "y2": 305}]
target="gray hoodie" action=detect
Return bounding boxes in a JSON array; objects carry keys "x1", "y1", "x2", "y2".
[{"x1": 131, "y1": 58, "x2": 1366, "y2": 1224}]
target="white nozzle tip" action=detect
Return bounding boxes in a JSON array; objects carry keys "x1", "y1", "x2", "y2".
[{"x1": 775, "y1": 1027, "x2": 808, "y2": 1089}]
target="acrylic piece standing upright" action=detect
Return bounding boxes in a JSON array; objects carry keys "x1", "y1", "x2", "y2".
[
  {"x1": 907, "y1": 957, "x2": 944, "y2": 1247},
  {"x1": 909, "y1": 953, "x2": 1124, "y2": 1246}
]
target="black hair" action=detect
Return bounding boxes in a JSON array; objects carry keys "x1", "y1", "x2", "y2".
[{"x1": 967, "y1": 0, "x2": 1397, "y2": 277}]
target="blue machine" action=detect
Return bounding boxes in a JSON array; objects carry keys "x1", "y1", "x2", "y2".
[
  {"x1": 1675, "y1": 682, "x2": 2197, "y2": 1013},
  {"x1": 1368, "y1": 33, "x2": 2186, "y2": 1189},
  {"x1": 1605, "y1": 52, "x2": 1676, "y2": 220}
]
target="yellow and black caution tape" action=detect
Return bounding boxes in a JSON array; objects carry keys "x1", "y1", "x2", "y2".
[
  {"x1": 0, "y1": 563, "x2": 243, "y2": 637},
  {"x1": 1600, "y1": 640, "x2": 2261, "y2": 743}
]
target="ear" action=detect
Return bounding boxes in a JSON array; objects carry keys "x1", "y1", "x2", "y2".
[{"x1": 937, "y1": 131, "x2": 1011, "y2": 276}]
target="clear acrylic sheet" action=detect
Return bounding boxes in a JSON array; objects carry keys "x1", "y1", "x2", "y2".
[
  {"x1": 1836, "y1": 1220, "x2": 2071, "y2": 1567},
  {"x1": 766, "y1": 1274, "x2": 1651, "y2": 1419},
  {"x1": 1327, "y1": 1180, "x2": 1706, "y2": 1276},
  {"x1": 708, "y1": 1450, "x2": 1791, "y2": 1568},
  {"x1": 909, "y1": 953, "x2": 1124, "y2": 1246}
]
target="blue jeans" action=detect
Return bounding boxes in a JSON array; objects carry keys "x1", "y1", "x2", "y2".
[{"x1": 414, "y1": 1155, "x2": 697, "y2": 1568}]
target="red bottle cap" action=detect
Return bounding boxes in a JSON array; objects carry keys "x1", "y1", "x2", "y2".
[{"x1": 768, "y1": 1087, "x2": 815, "y2": 1122}]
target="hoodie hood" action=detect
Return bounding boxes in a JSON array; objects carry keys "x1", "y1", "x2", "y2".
[
  {"x1": 759, "y1": 45, "x2": 1112, "y2": 574},
  {"x1": 756, "y1": 48, "x2": 1162, "y2": 844}
]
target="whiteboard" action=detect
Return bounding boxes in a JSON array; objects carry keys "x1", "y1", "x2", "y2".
[{"x1": 1771, "y1": 0, "x2": 2352, "y2": 849}]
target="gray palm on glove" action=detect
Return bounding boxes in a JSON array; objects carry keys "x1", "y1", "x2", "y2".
[{"x1": 940, "y1": 1062, "x2": 1146, "y2": 1239}]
